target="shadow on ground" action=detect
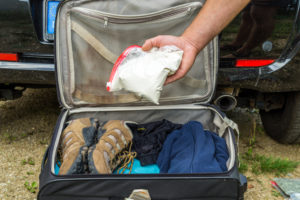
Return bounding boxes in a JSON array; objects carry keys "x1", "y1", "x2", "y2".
[{"x1": 0, "y1": 88, "x2": 59, "y2": 143}]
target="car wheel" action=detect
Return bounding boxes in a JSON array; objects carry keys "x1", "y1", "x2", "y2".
[{"x1": 260, "y1": 92, "x2": 300, "y2": 144}]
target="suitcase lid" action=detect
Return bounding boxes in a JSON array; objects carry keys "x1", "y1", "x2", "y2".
[{"x1": 55, "y1": 0, "x2": 218, "y2": 109}]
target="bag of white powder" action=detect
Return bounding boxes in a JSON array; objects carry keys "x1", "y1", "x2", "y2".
[{"x1": 106, "y1": 45, "x2": 183, "y2": 104}]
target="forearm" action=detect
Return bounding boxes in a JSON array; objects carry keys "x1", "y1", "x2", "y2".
[{"x1": 182, "y1": 0, "x2": 250, "y2": 52}]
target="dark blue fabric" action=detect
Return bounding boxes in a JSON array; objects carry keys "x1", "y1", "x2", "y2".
[
  {"x1": 128, "y1": 119, "x2": 182, "y2": 166},
  {"x1": 157, "y1": 121, "x2": 229, "y2": 173}
]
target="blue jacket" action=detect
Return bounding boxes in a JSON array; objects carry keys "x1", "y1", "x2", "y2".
[{"x1": 157, "y1": 121, "x2": 229, "y2": 173}]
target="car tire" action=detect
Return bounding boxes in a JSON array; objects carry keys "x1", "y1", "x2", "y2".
[{"x1": 260, "y1": 92, "x2": 300, "y2": 144}]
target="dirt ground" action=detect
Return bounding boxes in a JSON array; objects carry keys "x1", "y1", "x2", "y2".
[{"x1": 0, "y1": 88, "x2": 299, "y2": 200}]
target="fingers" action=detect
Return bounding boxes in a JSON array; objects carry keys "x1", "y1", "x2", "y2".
[
  {"x1": 165, "y1": 49, "x2": 197, "y2": 85},
  {"x1": 165, "y1": 61, "x2": 188, "y2": 84},
  {"x1": 141, "y1": 35, "x2": 198, "y2": 85},
  {"x1": 141, "y1": 39, "x2": 153, "y2": 51},
  {"x1": 165, "y1": 70, "x2": 186, "y2": 85},
  {"x1": 142, "y1": 36, "x2": 162, "y2": 51}
]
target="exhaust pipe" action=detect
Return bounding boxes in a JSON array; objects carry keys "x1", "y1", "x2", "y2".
[{"x1": 214, "y1": 94, "x2": 237, "y2": 112}]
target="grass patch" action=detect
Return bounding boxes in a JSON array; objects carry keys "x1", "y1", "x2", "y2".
[
  {"x1": 240, "y1": 148, "x2": 299, "y2": 176},
  {"x1": 24, "y1": 181, "x2": 38, "y2": 193},
  {"x1": 26, "y1": 171, "x2": 34, "y2": 175},
  {"x1": 1, "y1": 130, "x2": 34, "y2": 144},
  {"x1": 271, "y1": 190, "x2": 281, "y2": 198},
  {"x1": 239, "y1": 123, "x2": 299, "y2": 176},
  {"x1": 238, "y1": 159, "x2": 248, "y2": 174},
  {"x1": 21, "y1": 157, "x2": 35, "y2": 166},
  {"x1": 40, "y1": 139, "x2": 48, "y2": 145},
  {"x1": 2, "y1": 132, "x2": 17, "y2": 143},
  {"x1": 255, "y1": 155, "x2": 299, "y2": 175}
]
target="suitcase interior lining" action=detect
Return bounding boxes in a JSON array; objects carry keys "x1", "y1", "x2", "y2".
[
  {"x1": 56, "y1": 0, "x2": 218, "y2": 107},
  {"x1": 51, "y1": 107, "x2": 236, "y2": 175}
]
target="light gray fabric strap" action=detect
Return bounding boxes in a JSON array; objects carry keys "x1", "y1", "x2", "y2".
[
  {"x1": 71, "y1": 21, "x2": 118, "y2": 64},
  {"x1": 67, "y1": 16, "x2": 76, "y2": 94},
  {"x1": 213, "y1": 115, "x2": 240, "y2": 167},
  {"x1": 213, "y1": 115, "x2": 239, "y2": 138}
]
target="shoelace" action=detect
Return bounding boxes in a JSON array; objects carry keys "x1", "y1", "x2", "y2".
[{"x1": 116, "y1": 142, "x2": 137, "y2": 174}]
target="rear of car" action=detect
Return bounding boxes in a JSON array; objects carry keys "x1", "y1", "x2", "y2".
[
  {"x1": 218, "y1": 1, "x2": 300, "y2": 144},
  {"x1": 0, "y1": 0, "x2": 55, "y2": 99}
]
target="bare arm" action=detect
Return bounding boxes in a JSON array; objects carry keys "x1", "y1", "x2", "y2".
[{"x1": 142, "y1": 0, "x2": 250, "y2": 84}]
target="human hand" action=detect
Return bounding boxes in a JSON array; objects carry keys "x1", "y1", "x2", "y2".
[{"x1": 142, "y1": 35, "x2": 199, "y2": 85}]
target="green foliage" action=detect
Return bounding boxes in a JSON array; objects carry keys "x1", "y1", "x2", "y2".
[
  {"x1": 239, "y1": 117, "x2": 299, "y2": 175},
  {"x1": 249, "y1": 136, "x2": 256, "y2": 147},
  {"x1": 251, "y1": 162, "x2": 261, "y2": 175},
  {"x1": 238, "y1": 160, "x2": 248, "y2": 174},
  {"x1": 26, "y1": 171, "x2": 34, "y2": 175},
  {"x1": 241, "y1": 148, "x2": 299, "y2": 175},
  {"x1": 40, "y1": 139, "x2": 48, "y2": 145},
  {"x1": 21, "y1": 159, "x2": 27, "y2": 165},
  {"x1": 271, "y1": 190, "x2": 281, "y2": 197},
  {"x1": 20, "y1": 133, "x2": 28, "y2": 137},
  {"x1": 243, "y1": 147, "x2": 253, "y2": 160},
  {"x1": 24, "y1": 181, "x2": 38, "y2": 193},
  {"x1": 255, "y1": 155, "x2": 299, "y2": 176},
  {"x1": 3, "y1": 133, "x2": 17, "y2": 143},
  {"x1": 21, "y1": 157, "x2": 35, "y2": 166},
  {"x1": 255, "y1": 125, "x2": 265, "y2": 135},
  {"x1": 27, "y1": 157, "x2": 35, "y2": 165}
]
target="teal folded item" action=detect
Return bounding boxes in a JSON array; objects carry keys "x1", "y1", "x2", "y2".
[
  {"x1": 55, "y1": 162, "x2": 60, "y2": 175},
  {"x1": 114, "y1": 159, "x2": 160, "y2": 174}
]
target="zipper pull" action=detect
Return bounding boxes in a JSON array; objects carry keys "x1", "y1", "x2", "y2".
[{"x1": 104, "y1": 17, "x2": 108, "y2": 28}]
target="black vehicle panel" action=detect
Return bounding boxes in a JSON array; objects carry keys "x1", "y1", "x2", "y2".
[
  {"x1": 217, "y1": 0, "x2": 300, "y2": 92},
  {"x1": 0, "y1": 0, "x2": 52, "y2": 54}
]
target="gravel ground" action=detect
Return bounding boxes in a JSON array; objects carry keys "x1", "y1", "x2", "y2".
[
  {"x1": 0, "y1": 88, "x2": 299, "y2": 200},
  {"x1": 0, "y1": 88, "x2": 59, "y2": 200},
  {"x1": 229, "y1": 109, "x2": 300, "y2": 200}
]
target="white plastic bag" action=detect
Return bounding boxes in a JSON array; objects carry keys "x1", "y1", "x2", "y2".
[{"x1": 106, "y1": 45, "x2": 183, "y2": 104}]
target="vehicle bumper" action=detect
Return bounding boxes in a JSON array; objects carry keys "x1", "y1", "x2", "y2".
[{"x1": 0, "y1": 61, "x2": 55, "y2": 86}]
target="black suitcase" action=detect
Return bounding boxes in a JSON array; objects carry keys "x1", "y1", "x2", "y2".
[{"x1": 38, "y1": 0, "x2": 247, "y2": 199}]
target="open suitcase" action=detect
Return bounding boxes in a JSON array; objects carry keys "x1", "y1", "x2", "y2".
[{"x1": 38, "y1": 0, "x2": 247, "y2": 199}]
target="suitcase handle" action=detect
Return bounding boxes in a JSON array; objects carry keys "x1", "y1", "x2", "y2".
[{"x1": 41, "y1": 146, "x2": 50, "y2": 171}]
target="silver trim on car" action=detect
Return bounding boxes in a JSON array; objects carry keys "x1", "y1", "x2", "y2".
[{"x1": 0, "y1": 61, "x2": 54, "y2": 71}]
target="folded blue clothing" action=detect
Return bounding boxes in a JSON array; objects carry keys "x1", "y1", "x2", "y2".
[
  {"x1": 114, "y1": 159, "x2": 160, "y2": 174},
  {"x1": 157, "y1": 121, "x2": 229, "y2": 173}
]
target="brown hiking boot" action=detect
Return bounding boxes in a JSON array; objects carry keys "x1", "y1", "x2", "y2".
[
  {"x1": 88, "y1": 120, "x2": 134, "y2": 174},
  {"x1": 59, "y1": 118, "x2": 98, "y2": 175}
]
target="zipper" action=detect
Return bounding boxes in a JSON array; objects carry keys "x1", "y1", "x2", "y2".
[{"x1": 71, "y1": 2, "x2": 202, "y2": 25}]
